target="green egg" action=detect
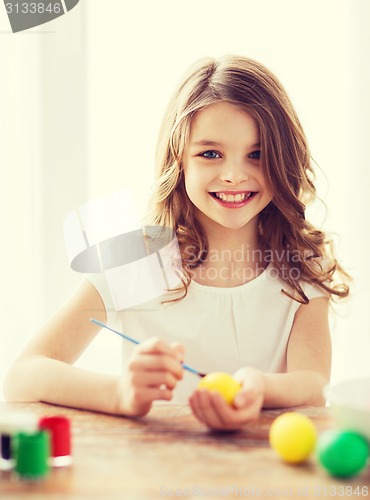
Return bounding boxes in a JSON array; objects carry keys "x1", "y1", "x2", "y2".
[{"x1": 317, "y1": 430, "x2": 369, "y2": 478}]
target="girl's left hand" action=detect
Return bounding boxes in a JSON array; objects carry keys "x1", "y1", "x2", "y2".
[{"x1": 189, "y1": 367, "x2": 266, "y2": 431}]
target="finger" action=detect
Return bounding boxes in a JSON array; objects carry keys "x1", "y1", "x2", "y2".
[
  {"x1": 232, "y1": 384, "x2": 263, "y2": 411},
  {"x1": 129, "y1": 353, "x2": 183, "y2": 380},
  {"x1": 194, "y1": 390, "x2": 226, "y2": 429},
  {"x1": 131, "y1": 370, "x2": 179, "y2": 391},
  {"x1": 137, "y1": 337, "x2": 179, "y2": 357},
  {"x1": 233, "y1": 389, "x2": 253, "y2": 409},
  {"x1": 233, "y1": 367, "x2": 265, "y2": 395},
  {"x1": 198, "y1": 390, "x2": 261, "y2": 430},
  {"x1": 189, "y1": 392, "x2": 207, "y2": 425},
  {"x1": 132, "y1": 386, "x2": 174, "y2": 404},
  {"x1": 205, "y1": 391, "x2": 237, "y2": 429},
  {"x1": 238, "y1": 392, "x2": 264, "y2": 420},
  {"x1": 212, "y1": 392, "x2": 263, "y2": 428},
  {"x1": 170, "y1": 342, "x2": 185, "y2": 362}
]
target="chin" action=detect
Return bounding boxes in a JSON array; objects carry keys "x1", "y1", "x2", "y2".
[{"x1": 214, "y1": 220, "x2": 254, "y2": 231}]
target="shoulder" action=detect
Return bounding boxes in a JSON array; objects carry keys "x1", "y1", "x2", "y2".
[
  {"x1": 65, "y1": 278, "x2": 107, "y2": 323},
  {"x1": 84, "y1": 273, "x2": 119, "y2": 326},
  {"x1": 300, "y1": 281, "x2": 330, "y2": 301},
  {"x1": 259, "y1": 265, "x2": 329, "y2": 307},
  {"x1": 85, "y1": 273, "x2": 113, "y2": 308}
]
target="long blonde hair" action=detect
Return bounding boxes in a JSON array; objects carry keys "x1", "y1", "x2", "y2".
[{"x1": 147, "y1": 55, "x2": 350, "y2": 303}]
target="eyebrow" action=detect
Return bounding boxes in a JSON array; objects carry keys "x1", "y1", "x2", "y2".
[{"x1": 190, "y1": 140, "x2": 261, "y2": 148}]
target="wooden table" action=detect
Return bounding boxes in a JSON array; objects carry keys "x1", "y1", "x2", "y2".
[{"x1": 0, "y1": 403, "x2": 369, "y2": 499}]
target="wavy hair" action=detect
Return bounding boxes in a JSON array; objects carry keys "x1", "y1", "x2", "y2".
[{"x1": 147, "y1": 55, "x2": 350, "y2": 303}]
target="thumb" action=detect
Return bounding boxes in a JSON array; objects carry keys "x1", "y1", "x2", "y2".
[
  {"x1": 233, "y1": 389, "x2": 249, "y2": 408},
  {"x1": 232, "y1": 367, "x2": 265, "y2": 408}
]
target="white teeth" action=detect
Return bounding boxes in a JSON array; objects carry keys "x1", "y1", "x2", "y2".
[{"x1": 214, "y1": 192, "x2": 253, "y2": 202}]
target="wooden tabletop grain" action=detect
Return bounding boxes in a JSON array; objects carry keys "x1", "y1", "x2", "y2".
[{"x1": 0, "y1": 402, "x2": 369, "y2": 499}]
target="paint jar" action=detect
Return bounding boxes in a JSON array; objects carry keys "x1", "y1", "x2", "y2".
[
  {"x1": 14, "y1": 430, "x2": 50, "y2": 480},
  {"x1": 39, "y1": 415, "x2": 72, "y2": 466}
]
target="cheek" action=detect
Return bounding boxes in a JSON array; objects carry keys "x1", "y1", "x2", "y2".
[
  {"x1": 183, "y1": 151, "x2": 215, "y2": 186},
  {"x1": 183, "y1": 165, "x2": 206, "y2": 193},
  {"x1": 182, "y1": 166, "x2": 195, "y2": 202},
  {"x1": 183, "y1": 174, "x2": 198, "y2": 204},
  {"x1": 256, "y1": 170, "x2": 273, "y2": 197},
  {"x1": 183, "y1": 169, "x2": 211, "y2": 209}
]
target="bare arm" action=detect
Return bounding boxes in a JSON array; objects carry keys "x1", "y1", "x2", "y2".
[
  {"x1": 262, "y1": 295, "x2": 331, "y2": 407},
  {"x1": 3, "y1": 280, "x2": 117, "y2": 412},
  {"x1": 3, "y1": 280, "x2": 184, "y2": 416},
  {"x1": 190, "y1": 296, "x2": 331, "y2": 429}
]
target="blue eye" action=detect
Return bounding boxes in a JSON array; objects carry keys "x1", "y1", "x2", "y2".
[
  {"x1": 200, "y1": 150, "x2": 221, "y2": 159},
  {"x1": 249, "y1": 150, "x2": 261, "y2": 160}
]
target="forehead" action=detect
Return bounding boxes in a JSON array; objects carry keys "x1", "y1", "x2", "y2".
[{"x1": 188, "y1": 101, "x2": 260, "y2": 144}]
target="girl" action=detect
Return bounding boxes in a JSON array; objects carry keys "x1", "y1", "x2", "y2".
[{"x1": 4, "y1": 55, "x2": 350, "y2": 430}]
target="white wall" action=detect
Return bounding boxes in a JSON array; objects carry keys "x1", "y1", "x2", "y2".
[
  {"x1": 0, "y1": 26, "x2": 44, "y2": 393},
  {"x1": 0, "y1": 3, "x2": 121, "y2": 396},
  {"x1": 331, "y1": 0, "x2": 370, "y2": 382}
]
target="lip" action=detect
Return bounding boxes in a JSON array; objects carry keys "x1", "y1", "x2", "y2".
[
  {"x1": 209, "y1": 191, "x2": 258, "y2": 208},
  {"x1": 212, "y1": 191, "x2": 254, "y2": 196}
]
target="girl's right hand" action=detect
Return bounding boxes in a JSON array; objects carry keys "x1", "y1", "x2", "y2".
[{"x1": 116, "y1": 337, "x2": 185, "y2": 417}]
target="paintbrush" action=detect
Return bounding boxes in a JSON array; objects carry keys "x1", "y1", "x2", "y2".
[{"x1": 89, "y1": 318, "x2": 205, "y2": 378}]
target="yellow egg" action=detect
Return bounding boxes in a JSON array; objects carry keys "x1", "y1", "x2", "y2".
[
  {"x1": 197, "y1": 372, "x2": 242, "y2": 405},
  {"x1": 269, "y1": 412, "x2": 317, "y2": 463}
]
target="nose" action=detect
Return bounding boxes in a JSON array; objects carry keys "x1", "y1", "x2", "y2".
[{"x1": 219, "y1": 159, "x2": 249, "y2": 185}]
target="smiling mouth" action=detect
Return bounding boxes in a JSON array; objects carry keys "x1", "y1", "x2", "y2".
[{"x1": 210, "y1": 192, "x2": 257, "y2": 203}]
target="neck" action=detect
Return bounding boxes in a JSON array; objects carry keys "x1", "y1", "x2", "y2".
[
  {"x1": 206, "y1": 215, "x2": 260, "y2": 254},
  {"x1": 190, "y1": 219, "x2": 267, "y2": 287}
]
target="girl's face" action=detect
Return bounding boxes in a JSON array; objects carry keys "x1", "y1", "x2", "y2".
[{"x1": 182, "y1": 101, "x2": 273, "y2": 234}]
